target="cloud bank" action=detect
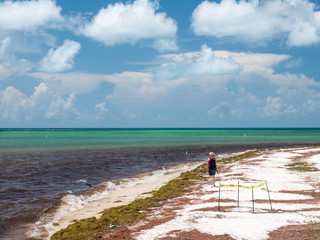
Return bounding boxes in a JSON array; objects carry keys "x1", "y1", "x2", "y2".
[{"x1": 1, "y1": 45, "x2": 317, "y2": 127}]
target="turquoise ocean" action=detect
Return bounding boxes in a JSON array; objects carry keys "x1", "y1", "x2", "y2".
[{"x1": 0, "y1": 128, "x2": 320, "y2": 239}]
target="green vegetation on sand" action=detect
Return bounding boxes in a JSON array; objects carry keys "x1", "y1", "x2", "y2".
[
  {"x1": 49, "y1": 149, "x2": 262, "y2": 240},
  {"x1": 286, "y1": 161, "x2": 318, "y2": 172}
]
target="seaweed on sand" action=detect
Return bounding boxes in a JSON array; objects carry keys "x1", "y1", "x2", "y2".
[{"x1": 50, "y1": 150, "x2": 262, "y2": 240}]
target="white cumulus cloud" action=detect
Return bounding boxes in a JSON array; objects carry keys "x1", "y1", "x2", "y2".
[
  {"x1": 39, "y1": 40, "x2": 81, "y2": 72},
  {"x1": 0, "y1": 86, "x2": 27, "y2": 119},
  {"x1": 95, "y1": 102, "x2": 109, "y2": 120},
  {"x1": 95, "y1": 102, "x2": 109, "y2": 113},
  {"x1": 262, "y1": 96, "x2": 297, "y2": 116},
  {"x1": 156, "y1": 44, "x2": 241, "y2": 79},
  {"x1": 0, "y1": 82, "x2": 78, "y2": 123},
  {"x1": 0, "y1": 0, "x2": 63, "y2": 31},
  {"x1": 45, "y1": 91, "x2": 76, "y2": 118},
  {"x1": 82, "y1": 0, "x2": 178, "y2": 52},
  {"x1": 191, "y1": 0, "x2": 320, "y2": 46}
]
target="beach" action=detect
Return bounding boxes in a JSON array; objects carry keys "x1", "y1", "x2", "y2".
[
  {"x1": 26, "y1": 161, "x2": 205, "y2": 239},
  {"x1": 32, "y1": 146, "x2": 320, "y2": 239},
  {"x1": 127, "y1": 146, "x2": 320, "y2": 240},
  {"x1": 1, "y1": 129, "x2": 320, "y2": 239}
]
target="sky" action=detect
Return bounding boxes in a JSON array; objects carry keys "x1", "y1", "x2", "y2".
[{"x1": 0, "y1": 0, "x2": 320, "y2": 128}]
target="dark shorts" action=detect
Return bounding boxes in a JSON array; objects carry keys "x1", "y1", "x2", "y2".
[{"x1": 208, "y1": 168, "x2": 216, "y2": 176}]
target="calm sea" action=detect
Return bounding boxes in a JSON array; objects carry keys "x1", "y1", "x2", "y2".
[{"x1": 0, "y1": 128, "x2": 319, "y2": 239}]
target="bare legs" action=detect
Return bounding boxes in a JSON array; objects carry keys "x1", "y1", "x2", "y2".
[{"x1": 209, "y1": 175, "x2": 216, "y2": 186}]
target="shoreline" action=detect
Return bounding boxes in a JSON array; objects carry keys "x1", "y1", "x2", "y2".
[
  {"x1": 26, "y1": 150, "x2": 246, "y2": 239},
  {"x1": 24, "y1": 146, "x2": 320, "y2": 239},
  {"x1": 49, "y1": 146, "x2": 320, "y2": 240},
  {"x1": 26, "y1": 159, "x2": 208, "y2": 239}
]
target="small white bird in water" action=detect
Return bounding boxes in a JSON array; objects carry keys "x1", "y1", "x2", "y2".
[{"x1": 76, "y1": 179, "x2": 92, "y2": 187}]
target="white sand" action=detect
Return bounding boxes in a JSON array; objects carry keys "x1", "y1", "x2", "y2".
[{"x1": 135, "y1": 147, "x2": 320, "y2": 240}]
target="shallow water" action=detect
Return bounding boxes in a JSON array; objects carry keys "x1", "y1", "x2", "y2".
[{"x1": 0, "y1": 128, "x2": 319, "y2": 239}]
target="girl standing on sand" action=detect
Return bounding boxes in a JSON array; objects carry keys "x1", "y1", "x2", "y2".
[{"x1": 207, "y1": 152, "x2": 218, "y2": 186}]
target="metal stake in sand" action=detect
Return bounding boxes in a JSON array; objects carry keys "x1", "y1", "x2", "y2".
[
  {"x1": 252, "y1": 185, "x2": 254, "y2": 213},
  {"x1": 266, "y1": 180, "x2": 273, "y2": 211},
  {"x1": 237, "y1": 181, "x2": 240, "y2": 207},
  {"x1": 218, "y1": 183, "x2": 221, "y2": 211}
]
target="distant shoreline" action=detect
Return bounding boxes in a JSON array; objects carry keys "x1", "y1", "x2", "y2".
[{"x1": 1, "y1": 127, "x2": 320, "y2": 131}]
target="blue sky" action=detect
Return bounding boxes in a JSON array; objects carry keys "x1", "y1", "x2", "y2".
[{"x1": 1, "y1": 0, "x2": 320, "y2": 128}]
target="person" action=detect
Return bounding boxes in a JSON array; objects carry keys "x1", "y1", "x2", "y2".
[{"x1": 207, "y1": 152, "x2": 218, "y2": 186}]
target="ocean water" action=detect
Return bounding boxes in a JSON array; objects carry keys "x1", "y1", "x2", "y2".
[{"x1": 0, "y1": 128, "x2": 319, "y2": 239}]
